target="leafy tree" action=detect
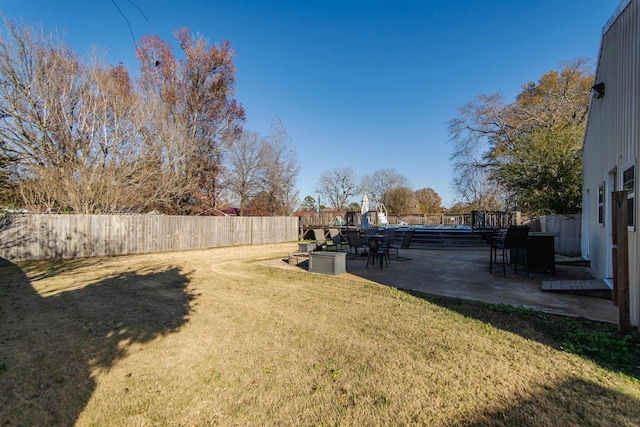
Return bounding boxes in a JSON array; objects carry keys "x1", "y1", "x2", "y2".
[
  {"x1": 385, "y1": 186, "x2": 415, "y2": 215},
  {"x1": 415, "y1": 188, "x2": 442, "y2": 214},
  {"x1": 448, "y1": 59, "x2": 592, "y2": 215},
  {"x1": 347, "y1": 202, "x2": 361, "y2": 211},
  {"x1": 301, "y1": 196, "x2": 316, "y2": 211},
  {"x1": 135, "y1": 28, "x2": 245, "y2": 214},
  {"x1": 247, "y1": 190, "x2": 270, "y2": 216},
  {"x1": 316, "y1": 167, "x2": 360, "y2": 210},
  {"x1": 494, "y1": 127, "x2": 582, "y2": 214}
]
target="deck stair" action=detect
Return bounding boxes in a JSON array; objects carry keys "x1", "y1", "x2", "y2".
[
  {"x1": 376, "y1": 203, "x2": 389, "y2": 226},
  {"x1": 378, "y1": 212, "x2": 388, "y2": 226},
  {"x1": 409, "y1": 229, "x2": 488, "y2": 247},
  {"x1": 541, "y1": 279, "x2": 611, "y2": 299}
]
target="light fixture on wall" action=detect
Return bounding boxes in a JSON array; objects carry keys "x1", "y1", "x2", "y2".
[{"x1": 592, "y1": 82, "x2": 605, "y2": 99}]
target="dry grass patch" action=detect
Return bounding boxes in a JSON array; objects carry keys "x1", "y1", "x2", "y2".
[{"x1": 1, "y1": 243, "x2": 639, "y2": 426}]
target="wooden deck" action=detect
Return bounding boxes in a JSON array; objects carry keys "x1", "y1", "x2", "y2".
[
  {"x1": 541, "y1": 279, "x2": 609, "y2": 291},
  {"x1": 541, "y1": 279, "x2": 612, "y2": 299}
]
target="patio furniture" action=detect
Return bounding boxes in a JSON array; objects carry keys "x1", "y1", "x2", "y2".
[
  {"x1": 525, "y1": 232, "x2": 556, "y2": 276},
  {"x1": 489, "y1": 225, "x2": 530, "y2": 277},
  {"x1": 363, "y1": 228, "x2": 378, "y2": 243},
  {"x1": 298, "y1": 242, "x2": 316, "y2": 253},
  {"x1": 366, "y1": 237, "x2": 389, "y2": 269},
  {"x1": 389, "y1": 229, "x2": 415, "y2": 259},
  {"x1": 328, "y1": 228, "x2": 348, "y2": 251},
  {"x1": 346, "y1": 231, "x2": 367, "y2": 256},
  {"x1": 313, "y1": 229, "x2": 338, "y2": 251},
  {"x1": 308, "y1": 251, "x2": 346, "y2": 275},
  {"x1": 381, "y1": 228, "x2": 395, "y2": 264}
]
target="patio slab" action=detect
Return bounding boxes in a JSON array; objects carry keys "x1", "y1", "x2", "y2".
[
  {"x1": 273, "y1": 245, "x2": 617, "y2": 324},
  {"x1": 343, "y1": 247, "x2": 617, "y2": 324}
]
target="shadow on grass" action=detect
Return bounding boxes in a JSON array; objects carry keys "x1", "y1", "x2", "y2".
[
  {"x1": 405, "y1": 291, "x2": 640, "y2": 381},
  {"x1": 0, "y1": 258, "x2": 194, "y2": 425},
  {"x1": 463, "y1": 376, "x2": 640, "y2": 426}
]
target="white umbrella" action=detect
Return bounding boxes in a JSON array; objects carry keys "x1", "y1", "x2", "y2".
[
  {"x1": 361, "y1": 194, "x2": 370, "y2": 230},
  {"x1": 361, "y1": 194, "x2": 369, "y2": 214}
]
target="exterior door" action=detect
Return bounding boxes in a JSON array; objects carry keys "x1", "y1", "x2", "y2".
[{"x1": 606, "y1": 169, "x2": 617, "y2": 279}]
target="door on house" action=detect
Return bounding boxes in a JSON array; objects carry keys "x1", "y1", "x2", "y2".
[
  {"x1": 584, "y1": 188, "x2": 590, "y2": 259},
  {"x1": 605, "y1": 169, "x2": 617, "y2": 280}
]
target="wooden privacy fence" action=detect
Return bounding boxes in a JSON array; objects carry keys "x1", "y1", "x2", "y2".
[
  {"x1": 0, "y1": 214, "x2": 299, "y2": 262},
  {"x1": 537, "y1": 214, "x2": 581, "y2": 257}
]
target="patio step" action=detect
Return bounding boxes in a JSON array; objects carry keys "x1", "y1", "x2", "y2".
[
  {"x1": 541, "y1": 279, "x2": 611, "y2": 299},
  {"x1": 554, "y1": 255, "x2": 590, "y2": 267}
]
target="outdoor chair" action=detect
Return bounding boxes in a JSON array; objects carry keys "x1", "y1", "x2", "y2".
[
  {"x1": 366, "y1": 237, "x2": 389, "y2": 269},
  {"x1": 381, "y1": 228, "x2": 396, "y2": 263},
  {"x1": 346, "y1": 231, "x2": 367, "y2": 256},
  {"x1": 328, "y1": 228, "x2": 348, "y2": 251},
  {"x1": 489, "y1": 225, "x2": 530, "y2": 277},
  {"x1": 363, "y1": 228, "x2": 378, "y2": 244},
  {"x1": 389, "y1": 229, "x2": 415, "y2": 259},
  {"x1": 313, "y1": 229, "x2": 338, "y2": 251}
]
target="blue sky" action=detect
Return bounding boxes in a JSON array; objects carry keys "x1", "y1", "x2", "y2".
[{"x1": 0, "y1": 0, "x2": 621, "y2": 207}]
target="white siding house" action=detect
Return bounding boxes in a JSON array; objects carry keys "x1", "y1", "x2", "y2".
[{"x1": 583, "y1": 0, "x2": 640, "y2": 326}]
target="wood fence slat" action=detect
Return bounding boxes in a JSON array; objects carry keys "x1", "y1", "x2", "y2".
[{"x1": 0, "y1": 214, "x2": 298, "y2": 261}]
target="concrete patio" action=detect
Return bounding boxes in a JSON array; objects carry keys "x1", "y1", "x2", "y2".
[{"x1": 278, "y1": 245, "x2": 618, "y2": 324}]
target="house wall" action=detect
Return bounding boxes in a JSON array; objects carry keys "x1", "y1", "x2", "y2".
[{"x1": 583, "y1": 0, "x2": 640, "y2": 326}]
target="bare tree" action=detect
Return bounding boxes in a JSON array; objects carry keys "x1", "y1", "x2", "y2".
[
  {"x1": 361, "y1": 169, "x2": 409, "y2": 206},
  {"x1": 0, "y1": 20, "x2": 246, "y2": 214},
  {"x1": 451, "y1": 167, "x2": 505, "y2": 211},
  {"x1": 0, "y1": 21, "x2": 148, "y2": 213},
  {"x1": 258, "y1": 119, "x2": 300, "y2": 215},
  {"x1": 226, "y1": 130, "x2": 265, "y2": 215},
  {"x1": 316, "y1": 167, "x2": 360, "y2": 210}
]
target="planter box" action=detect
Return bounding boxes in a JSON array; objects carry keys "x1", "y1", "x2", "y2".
[
  {"x1": 308, "y1": 251, "x2": 346, "y2": 275},
  {"x1": 298, "y1": 242, "x2": 316, "y2": 253}
]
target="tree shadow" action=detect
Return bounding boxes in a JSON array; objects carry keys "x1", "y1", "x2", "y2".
[
  {"x1": 0, "y1": 258, "x2": 194, "y2": 425},
  {"x1": 404, "y1": 290, "x2": 640, "y2": 381},
  {"x1": 462, "y1": 376, "x2": 640, "y2": 426}
]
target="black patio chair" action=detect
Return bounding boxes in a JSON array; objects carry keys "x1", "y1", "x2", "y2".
[
  {"x1": 366, "y1": 237, "x2": 389, "y2": 269},
  {"x1": 489, "y1": 225, "x2": 530, "y2": 277},
  {"x1": 346, "y1": 231, "x2": 366, "y2": 256},
  {"x1": 389, "y1": 229, "x2": 415, "y2": 259},
  {"x1": 328, "y1": 228, "x2": 348, "y2": 251}
]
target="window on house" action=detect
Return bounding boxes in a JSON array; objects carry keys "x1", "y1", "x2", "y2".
[
  {"x1": 623, "y1": 165, "x2": 635, "y2": 228},
  {"x1": 598, "y1": 182, "x2": 604, "y2": 225}
]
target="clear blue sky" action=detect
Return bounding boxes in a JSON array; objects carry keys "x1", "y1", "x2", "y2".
[{"x1": 0, "y1": 0, "x2": 621, "y2": 207}]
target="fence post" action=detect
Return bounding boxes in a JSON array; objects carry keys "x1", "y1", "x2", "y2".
[{"x1": 612, "y1": 191, "x2": 631, "y2": 334}]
